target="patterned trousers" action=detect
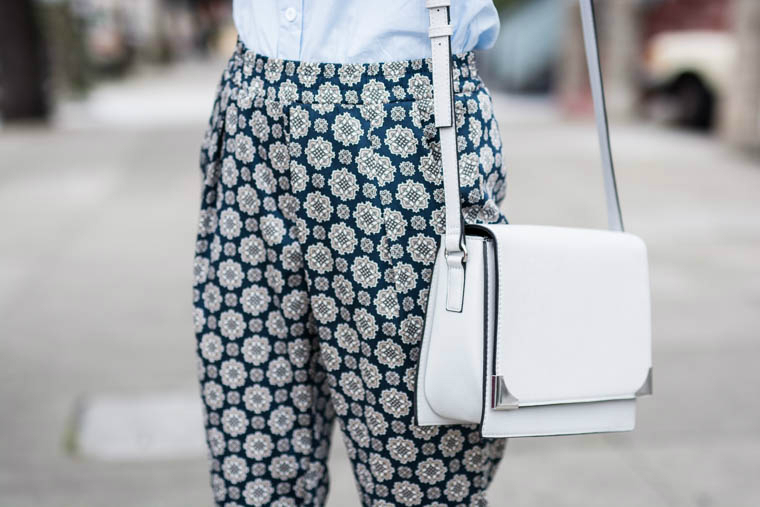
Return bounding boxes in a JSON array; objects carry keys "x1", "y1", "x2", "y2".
[{"x1": 192, "y1": 39, "x2": 509, "y2": 507}]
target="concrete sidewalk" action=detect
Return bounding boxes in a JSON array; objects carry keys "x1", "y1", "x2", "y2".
[{"x1": 0, "y1": 59, "x2": 758, "y2": 506}]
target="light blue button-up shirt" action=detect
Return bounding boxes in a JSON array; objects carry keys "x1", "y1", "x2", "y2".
[{"x1": 232, "y1": 0, "x2": 500, "y2": 63}]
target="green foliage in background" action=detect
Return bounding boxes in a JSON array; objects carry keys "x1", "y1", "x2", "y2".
[{"x1": 492, "y1": 0, "x2": 529, "y2": 12}]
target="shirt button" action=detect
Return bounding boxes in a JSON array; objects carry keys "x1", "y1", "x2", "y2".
[{"x1": 284, "y1": 7, "x2": 297, "y2": 22}]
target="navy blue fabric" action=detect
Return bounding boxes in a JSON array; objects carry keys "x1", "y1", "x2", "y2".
[{"x1": 192, "y1": 39, "x2": 508, "y2": 507}]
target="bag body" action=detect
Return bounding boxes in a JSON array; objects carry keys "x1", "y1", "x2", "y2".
[
  {"x1": 415, "y1": 225, "x2": 652, "y2": 437},
  {"x1": 416, "y1": 0, "x2": 653, "y2": 438}
]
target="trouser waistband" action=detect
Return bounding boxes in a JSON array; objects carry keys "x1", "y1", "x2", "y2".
[{"x1": 230, "y1": 36, "x2": 482, "y2": 105}]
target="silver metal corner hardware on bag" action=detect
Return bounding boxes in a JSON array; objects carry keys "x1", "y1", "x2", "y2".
[
  {"x1": 492, "y1": 375, "x2": 519, "y2": 410},
  {"x1": 417, "y1": 0, "x2": 653, "y2": 438}
]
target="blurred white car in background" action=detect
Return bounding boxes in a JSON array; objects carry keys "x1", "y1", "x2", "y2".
[{"x1": 642, "y1": 30, "x2": 737, "y2": 129}]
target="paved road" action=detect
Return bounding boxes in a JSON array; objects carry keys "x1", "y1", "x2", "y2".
[{"x1": 0, "y1": 58, "x2": 758, "y2": 506}]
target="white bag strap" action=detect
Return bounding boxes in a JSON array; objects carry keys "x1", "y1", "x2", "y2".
[
  {"x1": 427, "y1": 0, "x2": 624, "y2": 312},
  {"x1": 578, "y1": 0, "x2": 624, "y2": 232},
  {"x1": 426, "y1": 0, "x2": 468, "y2": 311}
]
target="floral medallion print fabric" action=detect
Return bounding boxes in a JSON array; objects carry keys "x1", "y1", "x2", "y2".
[{"x1": 193, "y1": 39, "x2": 508, "y2": 507}]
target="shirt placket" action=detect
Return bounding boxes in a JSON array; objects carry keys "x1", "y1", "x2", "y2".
[{"x1": 277, "y1": 0, "x2": 303, "y2": 60}]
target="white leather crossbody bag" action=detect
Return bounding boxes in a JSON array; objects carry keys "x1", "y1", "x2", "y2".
[{"x1": 415, "y1": 0, "x2": 653, "y2": 437}]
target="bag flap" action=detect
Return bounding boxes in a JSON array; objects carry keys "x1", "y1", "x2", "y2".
[{"x1": 477, "y1": 224, "x2": 652, "y2": 406}]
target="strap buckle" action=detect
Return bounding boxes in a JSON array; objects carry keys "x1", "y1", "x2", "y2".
[
  {"x1": 444, "y1": 243, "x2": 467, "y2": 268},
  {"x1": 444, "y1": 242, "x2": 467, "y2": 313}
]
